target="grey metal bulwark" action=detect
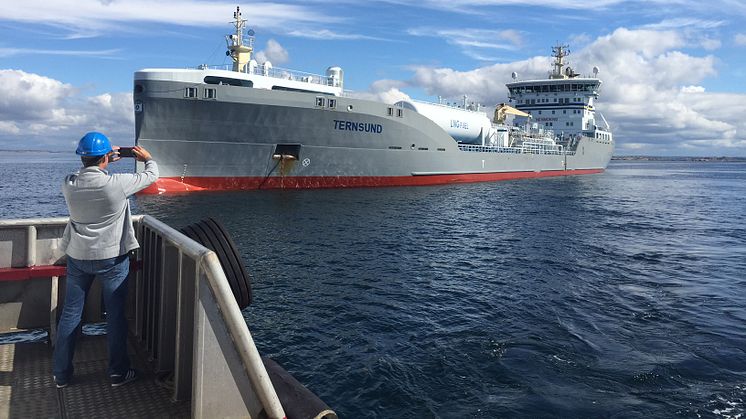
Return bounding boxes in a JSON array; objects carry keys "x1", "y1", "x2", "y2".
[
  {"x1": 134, "y1": 215, "x2": 286, "y2": 418},
  {"x1": 0, "y1": 216, "x2": 286, "y2": 419}
]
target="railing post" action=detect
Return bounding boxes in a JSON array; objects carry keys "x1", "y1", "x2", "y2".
[
  {"x1": 156, "y1": 243, "x2": 180, "y2": 373},
  {"x1": 173, "y1": 252, "x2": 197, "y2": 401},
  {"x1": 49, "y1": 275, "x2": 58, "y2": 346},
  {"x1": 26, "y1": 225, "x2": 36, "y2": 266}
]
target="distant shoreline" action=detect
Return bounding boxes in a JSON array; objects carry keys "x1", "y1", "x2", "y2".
[
  {"x1": 0, "y1": 149, "x2": 69, "y2": 154},
  {"x1": 612, "y1": 156, "x2": 746, "y2": 162}
]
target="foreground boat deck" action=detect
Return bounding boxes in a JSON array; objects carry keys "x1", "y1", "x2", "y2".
[{"x1": 0, "y1": 336, "x2": 190, "y2": 418}]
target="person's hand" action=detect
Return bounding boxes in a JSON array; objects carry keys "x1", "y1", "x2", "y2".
[
  {"x1": 133, "y1": 146, "x2": 152, "y2": 162},
  {"x1": 110, "y1": 146, "x2": 121, "y2": 162}
]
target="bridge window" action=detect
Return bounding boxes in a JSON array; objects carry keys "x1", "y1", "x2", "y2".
[
  {"x1": 272, "y1": 86, "x2": 323, "y2": 94},
  {"x1": 204, "y1": 76, "x2": 253, "y2": 87}
]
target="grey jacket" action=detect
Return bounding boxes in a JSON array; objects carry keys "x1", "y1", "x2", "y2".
[{"x1": 60, "y1": 160, "x2": 159, "y2": 260}]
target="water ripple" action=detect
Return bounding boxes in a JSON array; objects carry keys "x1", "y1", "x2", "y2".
[{"x1": 4, "y1": 156, "x2": 745, "y2": 418}]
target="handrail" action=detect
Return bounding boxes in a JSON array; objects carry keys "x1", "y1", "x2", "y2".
[
  {"x1": 195, "y1": 63, "x2": 339, "y2": 87},
  {"x1": 139, "y1": 215, "x2": 285, "y2": 418},
  {"x1": 0, "y1": 215, "x2": 287, "y2": 419},
  {"x1": 201, "y1": 252, "x2": 285, "y2": 417},
  {"x1": 457, "y1": 144, "x2": 575, "y2": 156},
  {"x1": 0, "y1": 217, "x2": 83, "y2": 227}
]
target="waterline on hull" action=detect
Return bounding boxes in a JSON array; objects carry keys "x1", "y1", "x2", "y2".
[{"x1": 139, "y1": 169, "x2": 605, "y2": 194}]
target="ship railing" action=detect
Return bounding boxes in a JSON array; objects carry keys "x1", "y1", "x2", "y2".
[
  {"x1": 408, "y1": 98, "x2": 485, "y2": 113},
  {"x1": 458, "y1": 144, "x2": 575, "y2": 156},
  {"x1": 195, "y1": 63, "x2": 340, "y2": 87},
  {"x1": 0, "y1": 216, "x2": 287, "y2": 419},
  {"x1": 458, "y1": 144, "x2": 523, "y2": 154}
]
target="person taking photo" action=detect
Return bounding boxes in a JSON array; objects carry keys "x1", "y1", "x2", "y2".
[{"x1": 53, "y1": 131, "x2": 158, "y2": 388}]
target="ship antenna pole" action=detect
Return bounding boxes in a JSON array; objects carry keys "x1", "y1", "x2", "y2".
[
  {"x1": 227, "y1": 6, "x2": 252, "y2": 73},
  {"x1": 551, "y1": 44, "x2": 570, "y2": 79}
]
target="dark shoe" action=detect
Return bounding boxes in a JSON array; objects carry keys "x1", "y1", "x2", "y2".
[
  {"x1": 110, "y1": 369, "x2": 137, "y2": 387},
  {"x1": 53, "y1": 376, "x2": 69, "y2": 389}
]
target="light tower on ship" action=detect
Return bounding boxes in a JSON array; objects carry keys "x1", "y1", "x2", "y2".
[{"x1": 226, "y1": 6, "x2": 254, "y2": 72}]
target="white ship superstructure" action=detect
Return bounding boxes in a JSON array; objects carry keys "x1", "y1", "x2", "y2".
[
  {"x1": 133, "y1": 7, "x2": 613, "y2": 194},
  {"x1": 507, "y1": 45, "x2": 613, "y2": 146}
]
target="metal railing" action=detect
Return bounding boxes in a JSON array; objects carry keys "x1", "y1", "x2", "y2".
[
  {"x1": 0, "y1": 216, "x2": 286, "y2": 419},
  {"x1": 135, "y1": 215, "x2": 285, "y2": 418},
  {"x1": 458, "y1": 143, "x2": 575, "y2": 156},
  {"x1": 196, "y1": 63, "x2": 340, "y2": 87}
]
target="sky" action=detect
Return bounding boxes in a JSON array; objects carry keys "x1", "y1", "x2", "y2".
[{"x1": 1, "y1": 0, "x2": 745, "y2": 156}]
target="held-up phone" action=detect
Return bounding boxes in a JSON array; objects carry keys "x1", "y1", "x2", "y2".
[{"x1": 118, "y1": 147, "x2": 136, "y2": 158}]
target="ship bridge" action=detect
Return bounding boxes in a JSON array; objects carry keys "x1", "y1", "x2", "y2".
[{"x1": 505, "y1": 45, "x2": 610, "y2": 140}]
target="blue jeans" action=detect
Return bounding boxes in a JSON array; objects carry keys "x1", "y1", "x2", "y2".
[{"x1": 53, "y1": 254, "x2": 131, "y2": 382}]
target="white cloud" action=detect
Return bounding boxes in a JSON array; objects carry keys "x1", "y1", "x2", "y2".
[
  {"x1": 0, "y1": 1, "x2": 338, "y2": 38},
  {"x1": 408, "y1": 56, "x2": 551, "y2": 104},
  {"x1": 380, "y1": 0, "x2": 635, "y2": 12},
  {"x1": 699, "y1": 37, "x2": 721, "y2": 51},
  {"x1": 0, "y1": 121, "x2": 20, "y2": 135},
  {"x1": 642, "y1": 18, "x2": 725, "y2": 30},
  {"x1": 0, "y1": 70, "x2": 133, "y2": 149},
  {"x1": 376, "y1": 0, "x2": 746, "y2": 16},
  {"x1": 255, "y1": 39, "x2": 289, "y2": 65},
  {"x1": 681, "y1": 85, "x2": 705, "y2": 93},
  {"x1": 640, "y1": 18, "x2": 722, "y2": 51},
  {"x1": 735, "y1": 33, "x2": 746, "y2": 46},
  {"x1": 408, "y1": 27, "x2": 524, "y2": 61},
  {"x1": 284, "y1": 29, "x2": 384, "y2": 41},
  {"x1": 394, "y1": 27, "x2": 746, "y2": 155},
  {"x1": 0, "y1": 48, "x2": 121, "y2": 58},
  {"x1": 349, "y1": 79, "x2": 411, "y2": 104}
]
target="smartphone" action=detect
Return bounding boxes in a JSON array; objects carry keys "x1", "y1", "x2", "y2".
[{"x1": 118, "y1": 147, "x2": 136, "y2": 158}]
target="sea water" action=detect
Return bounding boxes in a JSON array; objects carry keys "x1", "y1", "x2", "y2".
[{"x1": 2, "y1": 153, "x2": 745, "y2": 418}]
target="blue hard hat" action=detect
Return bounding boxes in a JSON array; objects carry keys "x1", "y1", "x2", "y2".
[{"x1": 76, "y1": 131, "x2": 113, "y2": 156}]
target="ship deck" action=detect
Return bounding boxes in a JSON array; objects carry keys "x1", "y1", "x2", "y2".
[{"x1": 0, "y1": 335, "x2": 190, "y2": 418}]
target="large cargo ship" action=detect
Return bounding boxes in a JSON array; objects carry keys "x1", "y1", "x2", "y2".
[{"x1": 134, "y1": 7, "x2": 613, "y2": 194}]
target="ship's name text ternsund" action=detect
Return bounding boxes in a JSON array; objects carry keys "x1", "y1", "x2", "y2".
[{"x1": 333, "y1": 120, "x2": 384, "y2": 133}]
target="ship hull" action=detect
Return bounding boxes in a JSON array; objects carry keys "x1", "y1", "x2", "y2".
[{"x1": 134, "y1": 78, "x2": 613, "y2": 194}]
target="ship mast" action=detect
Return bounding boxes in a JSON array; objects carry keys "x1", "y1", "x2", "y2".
[
  {"x1": 226, "y1": 6, "x2": 253, "y2": 73},
  {"x1": 550, "y1": 44, "x2": 570, "y2": 79}
]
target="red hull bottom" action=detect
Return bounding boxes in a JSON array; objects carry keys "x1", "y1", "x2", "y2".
[{"x1": 139, "y1": 169, "x2": 605, "y2": 195}]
